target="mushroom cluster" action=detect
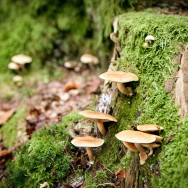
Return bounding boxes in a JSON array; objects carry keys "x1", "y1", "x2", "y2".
[
  {"x1": 71, "y1": 110, "x2": 117, "y2": 164},
  {"x1": 115, "y1": 124, "x2": 163, "y2": 165},
  {"x1": 8, "y1": 54, "x2": 32, "y2": 86},
  {"x1": 8, "y1": 54, "x2": 32, "y2": 72},
  {"x1": 70, "y1": 53, "x2": 163, "y2": 165}
]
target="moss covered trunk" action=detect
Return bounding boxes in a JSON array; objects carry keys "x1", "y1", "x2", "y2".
[{"x1": 91, "y1": 11, "x2": 188, "y2": 188}]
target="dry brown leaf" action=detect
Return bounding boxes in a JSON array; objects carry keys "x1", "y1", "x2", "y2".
[
  {"x1": 0, "y1": 109, "x2": 15, "y2": 125},
  {"x1": 115, "y1": 168, "x2": 126, "y2": 179},
  {"x1": 63, "y1": 82, "x2": 79, "y2": 92},
  {"x1": 0, "y1": 149, "x2": 11, "y2": 158}
]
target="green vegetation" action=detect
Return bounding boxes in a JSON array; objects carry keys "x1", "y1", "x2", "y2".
[
  {"x1": 0, "y1": 0, "x2": 128, "y2": 74},
  {"x1": 1, "y1": 1, "x2": 188, "y2": 187},
  {"x1": 2, "y1": 112, "x2": 81, "y2": 187},
  {"x1": 1, "y1": 106, "x2": 26, "y2": 148},
  {"x1": 117, "y1": 12, "x2": 188, "y2": 187}
]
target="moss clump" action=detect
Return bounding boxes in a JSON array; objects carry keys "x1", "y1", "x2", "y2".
[{"x1": 2, "y1": 112, "x2": 81, "y2": 188}]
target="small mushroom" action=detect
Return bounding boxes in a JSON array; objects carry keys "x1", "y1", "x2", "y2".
[
  {"x1": 12, "y1": 75, "x2": 23, "y2": 87},
  {"x1": 79, "y1": 110, "x2": 117, "y2": 136},
  {"x1": 141, "y1": 143, "x2": 161, "y2": 156},
  {"x1": 143, "y1": 42, "x2": 149, "y2": 48},
  {"x1": 137, "y1": 124, "x2": 164, "y2": 133},
  {"x1": 139, "y1": 152, "x2": 148, "y2": 165},
  {"x1": 11, "y1": 54, "x2": 32, "y2": 70},
  {"x1": 154, "y1": 135, "x2": 163, "y2": 143},
  {"x1": 99, "y1": 71, "x2": 138, "y2": 96},
  {"x1": 71, "y1": 136, "x2": 104, "y2": 164},
  {"x1": 8, "y1": 62, "x2": 20, "y2": 72},
  {"x1": 145, "y1": 35, "x2": 155, "y2": 43},
  {"x1": 80, "y1": 54, "x2": 99, "y2": 69},
  {"x1": 115, "y1": 130, "x2": 156, "y2": 153},
  {"x1": 123, "y1": 142, "x2": 138, "y2": 152}
]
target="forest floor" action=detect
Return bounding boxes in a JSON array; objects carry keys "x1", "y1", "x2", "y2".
[
  {"x1": 0, "y1": 5, "x2": 188, "y2": 187},
  {"x1": 0, "y1": 62, "x2": 103, "y2": 182}
]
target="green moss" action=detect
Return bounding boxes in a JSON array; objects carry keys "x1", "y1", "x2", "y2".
[
  {"x1": 116, "y1": 12, "x2": 188, "y2": 187},
  {"x1": 62, "y1": 112, "x2": 82, "y2": 125},
  {"x1": 1, "y1": 106, "x2": 26, "y2": 148},
  {"x1": 2, "y1": 112, "x2": 81, "y2": 187},
  {"x1": 98, "y1": 94, "x2": 140, "y2": 169},
  {"x1": 85, "y1": 11, "x2": 188, "y2": 188}
]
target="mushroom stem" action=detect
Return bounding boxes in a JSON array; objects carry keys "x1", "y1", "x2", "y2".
[
  {"x1": 96, "y1": 121, "x2": 106, "y2": 136},
  {"x1": 134, "y1": 143, "x2": 147, "y2": 153},
  {"x1": 117, "y1": 83, "x2": 133, "y2": 96},
  {"x1": 123, "y1": 142, "x2": 138, "y2": 152},
  {"x1": 148, "y1": 147, "x2": 154, "y2": 156},
  {"x1": 86, "y1": 147, "x2": 94, "y2": 164}
]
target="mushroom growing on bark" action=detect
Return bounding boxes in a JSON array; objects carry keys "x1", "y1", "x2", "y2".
[
  {"x1": 139, "y1": 152, "x2": 148, "y2": 165},
  {"x1": 99, "y1": 71, "x2": 138, "y2": 96},
  {"x1": 11, "y1": 54, "x2": 32, "y2": 71},
  {"x1": 79, "y1": 110, "x2": 117, "y2": 136},
  {"x1": 71, "y1": 136, "x2": 104, "y2": 164},
  {"x1": 115, "y1": 130, "x2": 156, "y2": 153},
  {"x1": 137, "y1": 124, "x2": 164, "y2": 133},
  {"x1": 115, "y1": 130, "x2": 161, "y2": 165},
  {"x1": 141, "y1": 143, "x2": 161, "y2": 156}
]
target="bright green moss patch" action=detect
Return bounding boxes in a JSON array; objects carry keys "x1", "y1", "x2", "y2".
[{"x1": 2, "y1": 112, "x2": 81, "y2": 188}]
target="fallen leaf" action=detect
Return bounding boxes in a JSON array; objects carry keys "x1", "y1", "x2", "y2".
[
  {"x1": 0, "y1": 150, "x2": 11, "y2": 158},
  {"x1": 64, "y1": 82, "x2": 79, "y2": 92},
  {"x1": 0, "y1": 109, "x2": 15, "y2": 125},
  {"x1": 115, "y1": 168, "x2": 126, "y2": 179}
]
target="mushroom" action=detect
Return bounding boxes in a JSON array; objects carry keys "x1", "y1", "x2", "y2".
[
  {"x1": 145, "y1": 35, "x2": 155, "y2": 43},
  {"x1": 123, "y1": 142, "x2": 138, "y2": 152},
  {"x1": 115, "y1": 130, "x2": 157, "y2": 153},
  {"x1": 79, "y1": 110, "x2": 117, "y2": 136},
  {"x1": 80, "y1": 54, "x2": 99, "y2": 69},
  {"x1": 12, "y1": 75, "x2": 23, "y2": 86},
  {"x1": 137, "y1": 124, "x2": 164, "y2": 133},
  {"x1": 139, "y1": 152, "x2": 148, "y2": 165},
  {"x1": 141, "y1": 143, "x2": 161, "y2": 156},
  {"x1": 8, "y1": 62, "x2": 20, "y2": 72},
  {"x1": 11, "y1": 54, "x2": 32, "y2": 70},
  {"x1": 99, "y1": 71, "x2": 138, "y2": 96},
  {"x1": 154, "y1": 135, "x2": 163, "y2": 143},
  {"x1": 71, "y1": 136, "x2": 104, "y2": 164}
]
